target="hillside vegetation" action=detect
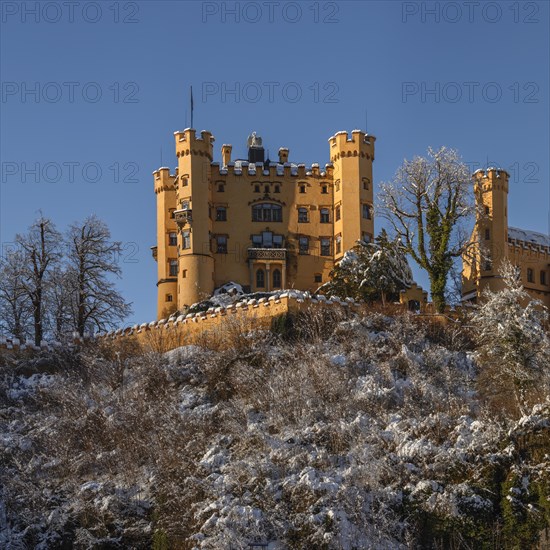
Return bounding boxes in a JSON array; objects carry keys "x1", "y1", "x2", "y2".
[{"x1": 2, "y1": 298, "x2": 550, "y2": 549}]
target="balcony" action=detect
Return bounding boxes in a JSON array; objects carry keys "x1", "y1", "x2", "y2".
[
  {"x1": 174, "y1": 208, "x2": 192, "y2": 226},
  {"x1": 248, "y1": 248, "x2": 287, "y2": 261}
]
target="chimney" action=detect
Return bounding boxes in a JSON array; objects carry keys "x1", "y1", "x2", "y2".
[
  {"x1": 221, "y1": 144, "x2": 232, "y2": 166},
  {"x1": 278, "y1": 147, "x2": 289, "y2": 163}
]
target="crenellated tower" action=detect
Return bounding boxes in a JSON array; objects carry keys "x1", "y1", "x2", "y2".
[
  {"x1": 153, "y1": 167, "x2": 178, "y2": 319},
  {"x1": 329, "y1": 130, "x2": 375, "y2": 256},
  {"x1": 463, "y1": 167, "x2": 510, "y2": 298},
  {"x1": 173, "y1": 129, "x2": 216, "y2": 309}
]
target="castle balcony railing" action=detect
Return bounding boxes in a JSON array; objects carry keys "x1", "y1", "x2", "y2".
[
  {"x1": 174, "y1": 209, "x2": 192, "y2": 226},
  {"x1": 248, "y1": 248, "x2": 287, "y2": 261}
]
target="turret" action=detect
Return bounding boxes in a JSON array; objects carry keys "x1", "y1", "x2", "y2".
[
  {"x1": 153, "y1": 167, "x2": 178, "y2": 319},
  {"x1": 173, "y1": 129, "x2": 216, "y2": 310},
  {"x1": 278, "y1": 147, "x2": 289, "y2": 163},
  {"x1": 472, "y1": 167, "x2": 509, "y2": 292},
  {"x1": 329, "y1": 130, "x2": 376, "y2": 255}
]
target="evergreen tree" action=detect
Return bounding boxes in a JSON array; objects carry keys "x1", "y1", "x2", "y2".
[{"x1": 323, "y1": 229, "x2": 413, "y2": 305}]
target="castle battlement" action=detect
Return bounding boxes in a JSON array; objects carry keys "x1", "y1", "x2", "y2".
[{"x1": 328, "y1": 130, "x2": 376, "y2": 162}]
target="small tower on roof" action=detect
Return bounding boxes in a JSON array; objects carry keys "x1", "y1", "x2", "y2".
[{"x1": 247, "y1": 132, "x2": 265, "y2": 163}]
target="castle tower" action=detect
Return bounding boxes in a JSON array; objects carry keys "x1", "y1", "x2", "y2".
[
  {"x1": 470, "y1": 167, "x2": 510, "y2": 295},
  {"x1": 173, "y1": 129, "x2": 215, "y2": 309},
  {"x1": 329, "y1": 130, "x2": 376, "y2": 255},
  {"x1": 153, "y1": 167, "x2": 178, "y2": 319}
]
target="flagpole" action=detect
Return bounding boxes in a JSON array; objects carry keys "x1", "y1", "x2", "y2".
[{"x1": 190, "y1": 86, "x2": 194, "y2": 129}]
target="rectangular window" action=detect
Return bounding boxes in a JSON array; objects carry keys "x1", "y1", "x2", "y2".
[
  {"x1": 169, "y1": 209, "x2": 175, "y2": 219},
  {"x1": 182, "y1": 230, "x2": 191, "y2": 249},
  {"x1": 216, "y1": 207, "x2": 227, "y2": 221},
  {"x1": 541, "y1": 271, "x2": 547, "y2": 285},
  {"x1": 363, "y1": 178, "x2": 370, "y2": 190},
  {"x1": 485, "y1": 228, "x2": 490, "y2": 240},
  {"x1": 336, "y1": 234, "x2": 342, "y2": 254},
  {"x1": 314, "y1": 273, "x2": 322, "y2": 283},
  {"x1": 298, "y1": 208, "x2": 308, "y2": 223},
  {"x1": 216, "y1": 235, "x2": 227, "y2": 254},
  {"x1": 299, "y1": 236, "x2": 309, "y2": 254},
  {"x1": 362, "y1": 204, "x2": 372, "y2": 219},
  {"x1": 320, "y1": 208, "x2": 330, "y2": 223},
  {"x1": 169, "y1": 232, "x2": 177, "y2": 246},
  {"x1": 166, "y1": 294, "x2": 173, "y2": 302},
  {"x1": 273, "y1": 235, "x2": 283, "y2": 248},
  {"x1": 169, "y1": 259, "x2": 178, "y2": 276},
  {"x1": 527, "y1": 268, "x2": 534, "y2": 283},
  {"x1": 320, "y1": 238, "x2": 331, "y2": 256},
  {"x1": 362, "y1": 232, "x2": 372, "y2": 243},
  {"x1": 335, "y1": 205, "x2": 341, "y2": 221},
  {"x1": 252, "y1": 234, "x2": 262, "y2": 247}
]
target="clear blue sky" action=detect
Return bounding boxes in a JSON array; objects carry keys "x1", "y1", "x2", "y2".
[{"x1": 1, "y1": 1, "x2": 549, "y2": 324}]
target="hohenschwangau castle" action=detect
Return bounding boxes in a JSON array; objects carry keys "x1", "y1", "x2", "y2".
[{"x1": 152, "y1": 128, "x2": 549, "y2": 319}]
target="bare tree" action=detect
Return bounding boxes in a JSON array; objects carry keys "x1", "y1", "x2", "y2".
[
  {"x1": 47, "y1": 266, "x2": 74, "y2": 341},
  {"x1": 16, "y1": 216, "x2": 62, "y2": 345},
  {"x1": 379, "y1": 147, "x2": 474, "y2": 312},
  {"x1": 0, "y1": 248, "x2": 32, "y2": 341},
  {"x1": 64, "y1": 215, "x2": 132, "y2": 336}
]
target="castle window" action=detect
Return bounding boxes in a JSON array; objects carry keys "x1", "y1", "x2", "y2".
[
  {"x1": 335, "y1": 205, "x2": 341, "y2": 221},
  {"x1": 182, "y1": 230, "x2": 191, "y2": 249},
  {"x1": 527, "y1": 268, "x2": 534, "y2": 283},
  {"x1": 541, "y1": 271, "x2": 547, "y2": 285},
  {"x1": 485, "y1": 228, "x2": 490, "y2": 240},
  {"x1": 314, "y1": 273, "x2": 322, "y2": 283},
  {"x1": 484, "y1": 260, "x2": 492, "y2": 271},
  {"x1": 166, "y1": 294, "x2": 173, "y2": 302},
  {"x1": 298, "y1": 207, "x2": 309, "y2": 223},
  {"x1": 299, "y1": 236, "x2": 309, "y2": 254},
  {"x1": 169, "y1": 259, "x2": 178, "y2": 276},
  {"x1": 218, "y1": 184, "x2": 225, "y2": 192},
  {"x1": 362, "y1": 204, "x2": 372, "y2": 220},
  {"x1": 216, "y1": 235, "x2": 227, "y2": 254},
  {"x1": 363, "y1": 178, "x2": 370, "y2": 190},
  {"x1": 169, "y1": 232, "x2": 177, "y2": 246},
  {"x1": 256, "y1": 269, "x2": 265, "y2": 288},
  {"x1": 320, "y1": 208, "x2": 330, "y2": 223},
  {"x1": 320, "y1": 237, "x2": 331, "y2": 256},
  {"x1": 182, "y1": 177, "x2": 188, "y2": 186},
  {"x1": 299, "y1": 185, "x2": 306, "y2": 193},
  {"x1": 321, "y1": 185, "x2": 328, "y2": 194},
  {"x1": 182, "y1": 269, "x2": 187, "y2": 279},
  {"x1": 254, "y1": 185, "x2": 260, "y2": 193},
  {"x1": 169, "y1": 209, "x2": 176, "y2": 219},
  {"x1": 485, "y1": 206, "x2": 490, "y2": 215},
  {"x1": 274, "y1": 185, "x2": 280, "y2": 193},
  {"x1": 335, "y1": 181, "x2": 340, "y2": 192},
  {"x1": 336, "y1": 234, "x2": 342, "y2": 254},
  {"x1": 216, "y1": 207, "x2": 227, "y2": 221},
  {"x1": 273, "y1": 234, "x2": 283, "y2": 248},
  {"x1": 362, "y1": 233, "x2": 372, "y2": 243},
  {"x1": 264, "y1": 185, "x2": 270, "y2": 194},
  {"x1": 252, "y1": 203, "x2": 282, "y2": 222},
  {"x1": 273, "y1": 269, "x2": 282, "y2": 289}
]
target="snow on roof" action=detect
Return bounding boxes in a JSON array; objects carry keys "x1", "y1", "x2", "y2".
[{"x1": 508, "y1": 227, "x2": 550, "y2": 247}]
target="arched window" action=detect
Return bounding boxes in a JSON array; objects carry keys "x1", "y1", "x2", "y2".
[
  {"x1": 256, "y1": 269, "x2": 265, "y2": 288},
  {"x1": 273, "y1": 269, "x2": 281, "y2": 289},
  {"x1": 252, "y1": 203, "x2": 282, "y2": 222}
]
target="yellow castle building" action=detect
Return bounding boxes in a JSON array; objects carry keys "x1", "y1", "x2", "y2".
[
  {"x1": 462, "y1": 168, "x2": 550, "y2": 307},
  {"x1": 152, "y1": 128, "x2": 375, "y2": 319}
]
